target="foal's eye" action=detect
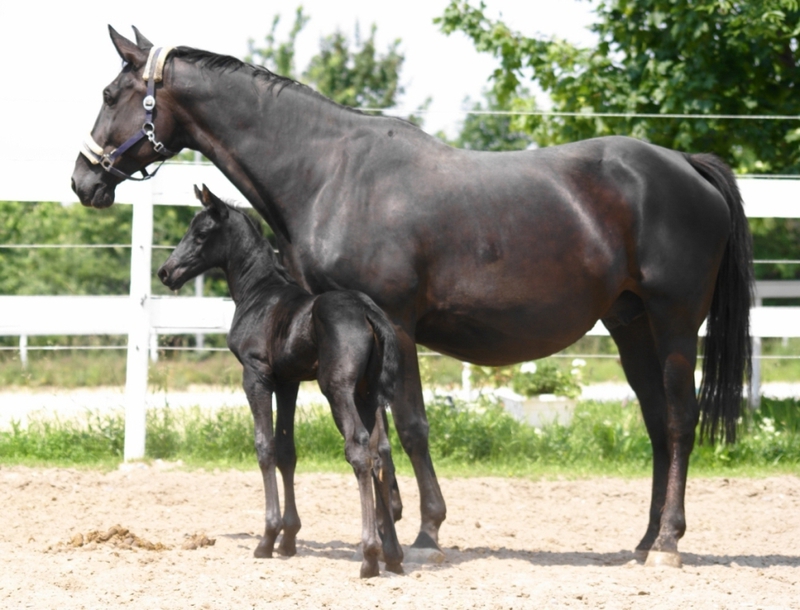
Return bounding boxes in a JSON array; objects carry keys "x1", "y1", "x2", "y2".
[{"x1": 103, "y1": 89, "x2": 115, "y2": 107}]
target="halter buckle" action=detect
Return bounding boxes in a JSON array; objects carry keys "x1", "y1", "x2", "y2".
[{"x1": 143, "y1": 95, "x2": 155, "y2": 111}]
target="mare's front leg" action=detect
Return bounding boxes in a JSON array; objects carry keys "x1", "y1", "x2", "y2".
[
  {"x1": 391, "y1": 328, "x2": 446, "y2": 553},
  {"x1": 274, "y1": 381, "x2": 301, "y2": 556},
  {"x1": 242, "y1": 367, "x2": 282, "y2": 558}
]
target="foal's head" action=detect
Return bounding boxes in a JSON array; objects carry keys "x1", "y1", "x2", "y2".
[{"x1": 157, "y1": 184, "x2": 261, "y2": 290}]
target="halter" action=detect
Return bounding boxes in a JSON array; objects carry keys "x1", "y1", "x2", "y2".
[{"x1": 80, "y1": 46, "x2": 180, "y2": 181}]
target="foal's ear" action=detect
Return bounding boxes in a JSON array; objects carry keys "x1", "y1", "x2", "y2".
[
  {"x1": 201, "y1": 184, "x2": 229, "y2": 219},
  {"x1": 131, "y1": 26, "x2": 154, "y2": 51},
  {"x1": 108, "y1": 25, "x2": 148, "y2": 70}
]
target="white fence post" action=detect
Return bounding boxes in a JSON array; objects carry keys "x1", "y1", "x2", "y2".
[
  {"x1": 124, "y1": 191, "x2": 154, "y2": 461},
  {"x1": 195, "y1": 274, "x2": 205, "y2": 351},
  {"x1": 19, "y1": 334, "x2": 28, "y2": 369}
]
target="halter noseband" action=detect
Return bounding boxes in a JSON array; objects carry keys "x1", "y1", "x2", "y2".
[{"x1": 80, "y1": 46, "x2": 180, "y2": 181}]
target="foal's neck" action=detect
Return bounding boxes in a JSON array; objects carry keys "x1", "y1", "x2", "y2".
[{"x1": 221, "y1": 224, "x2": 292, "y2": 305}]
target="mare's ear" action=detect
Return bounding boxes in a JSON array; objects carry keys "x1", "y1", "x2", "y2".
[
  {"x1": 201, "y1": 184, "x2": 229, "y2": 219},
  {"x1": 108, "y1": 25, "x2": 148, "y2": 69},
  {"x1": 131, "y1": 26, "x2": 154, "y2": 51}
]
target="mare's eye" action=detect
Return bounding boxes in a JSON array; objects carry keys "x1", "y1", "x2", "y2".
[{"x1": 103, "y1": 89, "x2": 115, "y2": 107}]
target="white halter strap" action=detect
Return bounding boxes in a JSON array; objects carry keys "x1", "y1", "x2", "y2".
[{"x1": 142, "y1": 45, "x2": 175, "y2": 83}]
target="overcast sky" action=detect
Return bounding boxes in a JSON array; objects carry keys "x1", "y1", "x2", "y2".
[{"x1": 0, "y1": 0, "x2": 596, "y2": 200}]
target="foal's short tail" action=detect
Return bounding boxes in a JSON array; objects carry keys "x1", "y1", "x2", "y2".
[
  {"x1": 358, "y1": 295, "x2": 401, "y2": 410},
  {"x1": 686, "y1": 153, "x2": 755, "y2": 443}
]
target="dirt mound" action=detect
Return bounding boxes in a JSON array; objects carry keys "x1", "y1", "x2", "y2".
[
  {"x1": 181, "y1": 532, "x2": 216, "y2": 550},
  {"x1": 66, "y1": 525, "x2": 168, "y2": 551}
]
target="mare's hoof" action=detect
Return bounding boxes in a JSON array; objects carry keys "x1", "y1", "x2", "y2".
[
  {"x1": 277, "y1": 540, "x2": 297, "y2": 557},
  {"x1": 385, "y1": 561, "x2": 404, "y2": 575},
  {"x1": 645, "y1": 550, "x2": 682, "y2": 568},
  {"x1": 402, "y1": 545, "x2": 445, "y2": 564},
  {"x1": 633, "y1": 548, "x2": 649, "y2": 562}
]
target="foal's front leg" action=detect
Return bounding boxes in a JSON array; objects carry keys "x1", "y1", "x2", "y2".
[
  {"x1": 274, "y1": 382, "x2": 301, "y2": 556},
  {"x1": 242, "y1": 367, "x2": 282, "y2": 558}
]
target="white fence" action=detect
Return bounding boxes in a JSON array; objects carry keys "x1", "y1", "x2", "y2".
[{"x1": 2, "y1": 163, "x2": 800, "y2": 459}]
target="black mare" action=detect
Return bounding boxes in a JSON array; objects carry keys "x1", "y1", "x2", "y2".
[
  {"x1": 157, "y1": 185, "x2": 404, "y2": 578},
  {"x1": 72, "y1": 28, "x2": 753, "y2": 567}
]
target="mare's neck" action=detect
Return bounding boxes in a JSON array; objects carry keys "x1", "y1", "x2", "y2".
[{"x1": 169, "y1": 60, "x2": 368, "y2": 246}]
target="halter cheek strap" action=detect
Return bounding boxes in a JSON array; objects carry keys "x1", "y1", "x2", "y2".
[{"x1": 81, "y1": 46, "x2": 180, "y2": 181}]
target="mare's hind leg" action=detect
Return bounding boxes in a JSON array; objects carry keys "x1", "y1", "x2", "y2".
[
  {"x1": 274, "y1": 382, "x2": 301, "y2": 557},
  {"x1": 606, "y1": 314, "x2": 671, "y2": 559},
  {"x1": 241, "y1": 368, "x2": 282, "y2": 559},
  {"x1": 617, "y1": 300, "x2": 702, "y2": 568},
  {"x1": 390, "y1": 328, "x2": 446, "y2": 552}
]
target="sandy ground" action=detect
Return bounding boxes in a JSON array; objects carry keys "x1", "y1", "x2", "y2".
[{"x1": 0, "y1": 465, "x2": 798, "y2": 609}]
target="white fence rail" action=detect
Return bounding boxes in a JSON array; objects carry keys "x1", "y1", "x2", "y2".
[{"x1": 3, "y1": 163, "x2": 800, "y2": 459}]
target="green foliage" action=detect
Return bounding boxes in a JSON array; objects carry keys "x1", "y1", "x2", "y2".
[
  {"x1": 0, "y1": 412, "x2": 124, "y2": 463},
  {"x1": 749, "y1": 217, "x2": 800, "y2": 280},
  {"x1": 449, "y1": 86, "x2": 534, "y2": 151},
  {"x1": 246, "y1": 6, "x2": 310, "y2": 78},
  {"x1": 437, "y1": 0, "x2": 800, "y2": 173},
  {"x1": 246, "y1": 6, "x2": 405, "y2": 111},
  {"x1": 0, "y1": 201, "x2": 132, "y2": 296},
  {"x1": 471, "y1": 358, "x2": 583, "y2": 398},
  {"x1": 303, "y1": 24, "x2": 404, "y2": 109},
  {"x1": 4, "y1": 397, "x2": 797, "y2": 473}
]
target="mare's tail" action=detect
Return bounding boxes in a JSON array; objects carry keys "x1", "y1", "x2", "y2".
[
  {"x1": 357, "y1": 294, "x2": 401, "y2": 410},
  {"x1": 685, "y1": 153, "x2": 755, "y2": 443}
]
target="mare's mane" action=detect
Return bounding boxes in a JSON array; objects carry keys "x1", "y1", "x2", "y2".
[{"x1": 170, "y1": 46, "x2": 366, "y2": 117}]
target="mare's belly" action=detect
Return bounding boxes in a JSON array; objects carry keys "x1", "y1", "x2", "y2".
[{"x1": 415, "y1": 306, "x2": 598, "y2": 366}]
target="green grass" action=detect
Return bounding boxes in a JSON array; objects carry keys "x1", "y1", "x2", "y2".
[{"x1": 2, "y1": 397, "x2": 798, "y2": 477}]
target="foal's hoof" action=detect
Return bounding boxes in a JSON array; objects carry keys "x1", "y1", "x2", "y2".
[
  {"x1": 385, "y1": 561, "x2": 404, "y2": 575},
  {"x1": 645, "y1": 550, "x2": 682, "y2": 568},
  {"x1": 360, "y1": 559, "x2": 380, "y2": 579},
  {"x1": 633, "y1": 548, "x2": 649, "y2": 562}
]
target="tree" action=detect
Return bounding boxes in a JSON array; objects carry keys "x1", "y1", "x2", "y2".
[
  {"x1": 448, "y1": 86, "x2": 533, "y2": 151},
  {"x1": 437, "y1": 0, "x2": 800, "y2": 173},
  {"x1": 247, "y1": 7, "x2": 407, "y2": 112}
]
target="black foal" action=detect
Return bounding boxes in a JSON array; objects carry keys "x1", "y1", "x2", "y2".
[{"x1": 158, "y1": 185, "x2": 403, "y2": 577}]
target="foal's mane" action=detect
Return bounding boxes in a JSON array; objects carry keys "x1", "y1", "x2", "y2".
[
  {"x1": 217, "y1": 200, "x2": 300, "y2": 287},
  {"x1": 170, "y1": 46, "x2": 366, "y2": 116}
]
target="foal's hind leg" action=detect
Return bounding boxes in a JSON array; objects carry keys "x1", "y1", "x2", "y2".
[
  {"x1": 275, "y1": 382, "x2": 301, "y2": 557},
  {"x1": 370, "y1": 404, "x2": 404, "y2": 574}
]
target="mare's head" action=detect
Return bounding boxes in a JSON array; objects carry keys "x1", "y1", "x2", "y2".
[
  {"x1": 158, "y1": 184, "x2": 257, "y2": 290},
  {"x1": 71, "y1": 27, "x2": 184, "y2": 208}
]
